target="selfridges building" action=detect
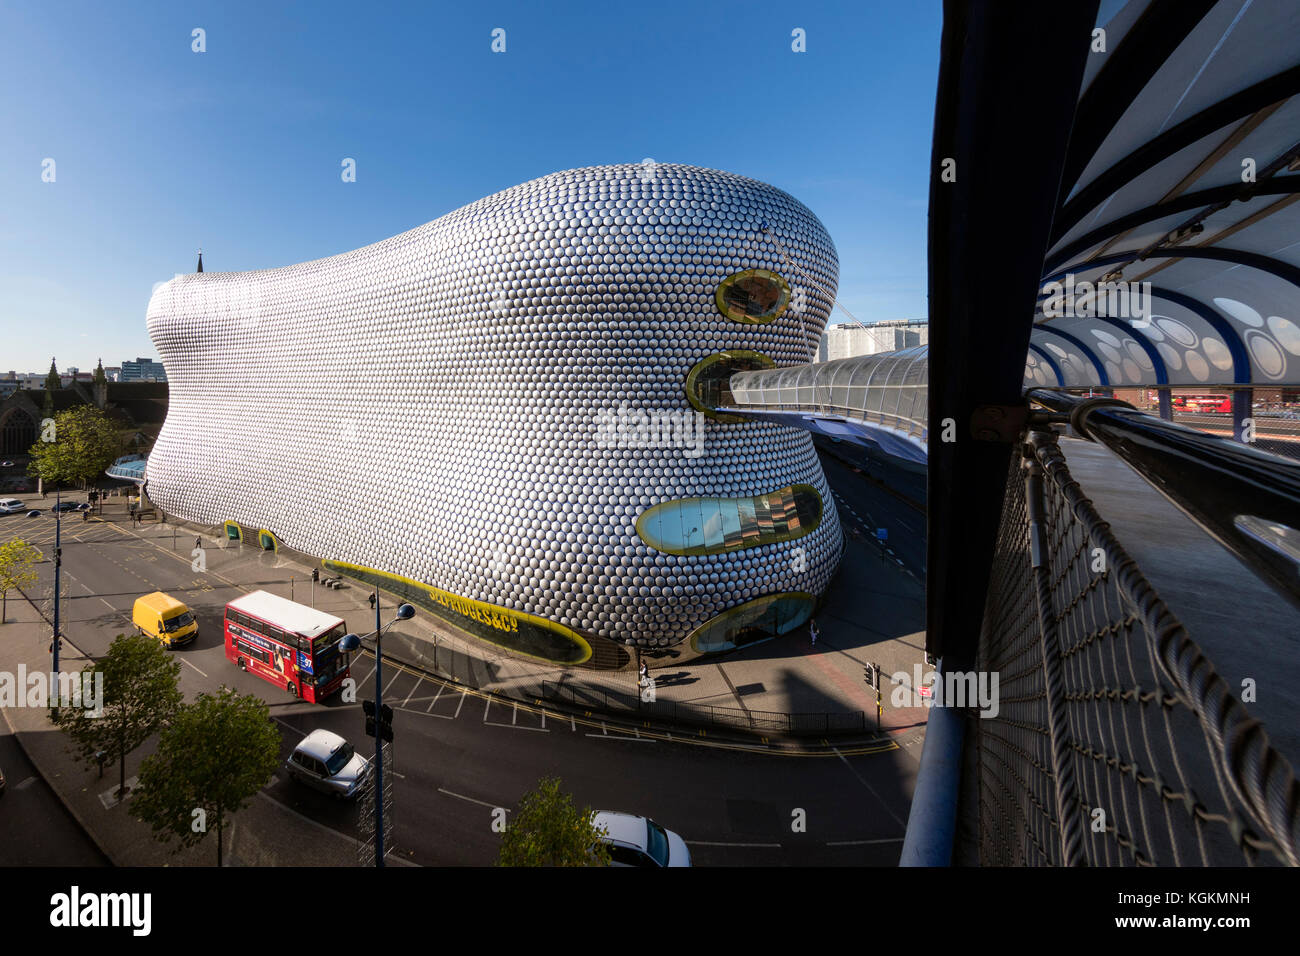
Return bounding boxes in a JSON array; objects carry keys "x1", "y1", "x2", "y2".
[{"x1": 146, "y1": 163, "x2": 844, "y2": 668}]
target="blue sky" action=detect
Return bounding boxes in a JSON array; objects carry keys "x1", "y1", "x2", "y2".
[{"x1": 0, "y1": 0, "x2": 940, "y2": 373}]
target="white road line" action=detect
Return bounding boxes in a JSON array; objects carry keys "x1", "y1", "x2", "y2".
[
  {"x1": 483, "y1": 699, "x2": 491, "y2": 722},
  {"x1": 401, "y1": 677, "x2": 423, "y2": 707},
  {"x1": 453, "y1": 689, "x2": 467, "y2": 719},
  {"x1": 825, "y1": 838, "x2": 906, "y2": 846},
  {"x1": 437, "y1": 787, "x2": 502, "y2": 811},
  {"x1": 511, "y1": 702, "x2": 517, "y2": 725},
  {"x1": 687, "y1": 840, "x2": 781, "y2": 848},
  {"x1": 486, "y1": 721, "x2": 550, "y2": 733},
  {"x1": 382, "y1": 671, "x2": 401, "y2": 697},
  {"x1": 179, "y1": 657, "x2": 208, "y2": 678},
  {"x1": 15, "y1": 776, "x2": 37, "y2": 791},
  {"x1": 540, "y1": 710, "x2": 546, "y2": 730},
  {"x1": 426, "y1": 682, "x2": 447, "y2": 712},
  {"x1": 832, "y1": 746, "x2": 907, "y2": 829},
  {"x1": 355, "y1": 663, "x2": 376, "y2": 687},
  {"x1": 583, "y1": 733, "x2": 652, "y2": 742},
  {"x1": 570, "y1": 715, "x2": 575, "y2": 732}
]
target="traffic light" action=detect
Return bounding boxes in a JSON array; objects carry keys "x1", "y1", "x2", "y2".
[
  {"x1": 363, "y1": 699, "x2": 394, "y2": 742},
  {"x1": 311, "y1": 568, "x2": 319, "y2": 583}
]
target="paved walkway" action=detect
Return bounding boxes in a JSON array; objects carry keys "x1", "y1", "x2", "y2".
[{"x1": 1061, "y1": 437, "x2": 1300, "y2": 760}]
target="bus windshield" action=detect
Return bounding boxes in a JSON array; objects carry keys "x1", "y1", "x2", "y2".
[{"x1": 313, "y1": 622, "x2": 346, "y2": 654}]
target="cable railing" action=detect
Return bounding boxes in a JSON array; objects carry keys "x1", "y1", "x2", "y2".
[{"x1": 947, "y1": 404, "x2": 1300, "y2": 866}]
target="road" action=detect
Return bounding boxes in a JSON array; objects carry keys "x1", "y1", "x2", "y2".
[
  {"x1": 6, "y1": 504, "x2": 921, "y2": 865},
  {"x1": 814, "y1": 437, "x2": 927, "y2": 579},
  {"x1": 0, "y1": 727, "x2": 110, "y2": 866}
]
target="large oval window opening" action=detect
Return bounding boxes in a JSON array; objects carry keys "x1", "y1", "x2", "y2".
[
  {"x1": 684, "y1": 350, "x2": 776, "y2": 421},
  {"x1": 636, "y1": 484, "x2": 823, "y2": 556},
  {"x1": 715, "y1": 269, "x2": 791, "y2": 324}
]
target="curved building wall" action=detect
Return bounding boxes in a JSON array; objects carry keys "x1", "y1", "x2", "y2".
[{"x1": 146, "y1": 163, "x2": 842, "y2": 652}]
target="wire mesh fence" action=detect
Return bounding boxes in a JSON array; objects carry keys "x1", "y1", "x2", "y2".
[{"x1": 967, "y1": 427, "x2": 1300, "y2": 866}]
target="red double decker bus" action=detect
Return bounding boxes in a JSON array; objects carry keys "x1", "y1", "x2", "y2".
[{"x1": 224, "y1": 590, "x2": 352, "y2": 702}]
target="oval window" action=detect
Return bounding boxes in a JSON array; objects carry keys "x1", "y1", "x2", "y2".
[
  {"x1": 715, "y1": 269, "x2": 791, "y2": 324},
  {"x1": 684, "y1": 350, "x2": 776, "y2": 422},
  {"x1": 636, "y1": 484, "x2": 823, "y2": 556},
  {"x1": 688, "y1": 593, "x2": 814, "y2": 655}
]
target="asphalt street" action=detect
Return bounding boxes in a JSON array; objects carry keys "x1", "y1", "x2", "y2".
[
  {"x1": 0, "y1": 728, "x2": 110, "y2": 866},
  {"x1": 5, "y1": 504, "x2": 921, "y2": 865}
]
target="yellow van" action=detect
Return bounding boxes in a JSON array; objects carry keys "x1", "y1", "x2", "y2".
[{"x1": 132, "y1": 592, "x2": 198, "y2": 648}]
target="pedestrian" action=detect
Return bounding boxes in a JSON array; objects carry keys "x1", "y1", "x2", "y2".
[
  {"x1": 195, "y1": 536, "x2": 202, "y2": 551},
  {"x1": 638, "y1": 659, "x2": 649, "y2": 686},
  {"x1": 809, "y1": 618, "x2": 819, "y2": 648}
]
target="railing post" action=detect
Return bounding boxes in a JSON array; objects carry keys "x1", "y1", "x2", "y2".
[{"x1": 1023, "y1": 432, "x2": 1085, "y2": 866}]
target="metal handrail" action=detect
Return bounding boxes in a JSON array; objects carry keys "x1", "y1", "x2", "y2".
[{"x1": 1027, "y1": 388, "x2": 1300, "y2": 612}]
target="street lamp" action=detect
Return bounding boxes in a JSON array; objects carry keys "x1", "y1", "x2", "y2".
[{"x1": 339, "y1": 595, "x2": 415, "y2": 867}]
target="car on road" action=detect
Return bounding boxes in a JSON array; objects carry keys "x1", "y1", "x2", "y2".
[
  {"x1": 0, "y1": 460, "x2": 14, "y2": 468},
  {"x1": 286, "y1": 729, "x2": 372, "y2": 800},
  {"x1": 50, "y1": 501, "x2": 79, "y2": 513},
  {"x1": 0, "y1": 498, "x2": 26, "y2": 514},
  {"x1": 592, "y1": 810, "x2": 691, "y2": 867},
  {"x1": 25, "y1": 510, "x2": 41, "y2": 518}
]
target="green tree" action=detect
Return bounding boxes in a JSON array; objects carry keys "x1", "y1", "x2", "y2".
[
  {"x1": 53, "y1": 632, "x2": 183, "y2": 799},
  {"x1": 27, "y1": 404, "x2": 122, "y2": 490},
  {"x1": 496, "y1": 776, "x2": 610, "y2": 867},
  {"x1": 0, "y1": 539, "x2": 42, "y2": 624},
  {"x1": 129, "y1": 686, "x2": 281, "y2": 866}
]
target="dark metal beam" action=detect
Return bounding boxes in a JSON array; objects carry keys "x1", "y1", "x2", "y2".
[
  {"x1": 1057, "y1": 0, "x2": 1217, "y2": 203},
  {"x1": 1053, "y1": 65, "x2": 1300, "y2": 244},
  {"x1": 1045, "y1": 179, "x2": 1300, "y2": 274},
  {"x1": 926, "y1": 0, "x2": 1099, "y2": 669}
]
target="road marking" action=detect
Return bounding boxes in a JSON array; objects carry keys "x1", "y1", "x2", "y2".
[
  {"x1": 15, "y1": 776, "x2": 37, "y2": 791},
  {"x1": 487, "y1": 721, "x2": 549, "y2": 733},
  {"x1": 483, "y1": 699, "x2": 491, "y2": 722},
  {"x1": 687, "y1": 840, "x2": 781, "y2": 848},
  {"x1": 178, "y1": 657, "x2": 209, "y2": 678},
  {"x1": 453, "y1": 689, "x2": 467, "y2": 719},
  {"x1": 583, "y1": 733, "x2": 652, "y2": 742},
  {"x1": 355, "y1": 663, "x2": 376, "y2": 688},
  {"x1": 825, "y1": 838, "x2": 906, "y2": 846},
  {"x1": 382, "y1": 671, "x2": 401, "y2": 697},
  {"x1": 832, "y1": 746, "x2": 906, "y2": 829},
  {"x1": 437, "y1": 788, "x2": 501, "y2": 811},
  {"x1": 511, "y1": 702, "x2": 517, "y2": 725},
  {"x1": 426, "y1": 682, "x2": 446, "y2": 712},
  {"x1": 401, "y1": 677, "x2": 423, "y2": 707}
]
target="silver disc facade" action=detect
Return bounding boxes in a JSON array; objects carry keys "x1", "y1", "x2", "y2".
[{"x1": 146, "y1": 163, "x2": 843, "y2": 658}]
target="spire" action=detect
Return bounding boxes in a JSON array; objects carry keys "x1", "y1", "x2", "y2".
[{"x1": 197, "y1": 247, "x2": 203, "y2": 273}]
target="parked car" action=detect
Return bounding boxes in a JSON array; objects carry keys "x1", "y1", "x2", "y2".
[
  {"x1": 591, "y1": 810, "x2": 691, "y2": 867},
  {"x1": 50, "y1": 501, "x2": 79, "y2": 513},
  {"x1": 25, "y1": 510, "x2": 42, "y2": 518},
  {"x1": 0, "y1": 498, "x2": 25, "y2": 515},
  {"x1": 286, "y1": 729, "x2": 372, "y2": 800}
]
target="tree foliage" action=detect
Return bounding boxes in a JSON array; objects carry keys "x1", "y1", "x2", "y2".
[
  {"x1": 496, "y1": 776, "x2": 610, "y2": 867},
  {"x1": 129, "y1": 686, "x2": 281, "y2": 866},
  {"x1": 53, "y1": 632, "x2": 183, "y2": 799},
  {"x1": 27, "y1": 404, "x2": 122, "y2": 489},
  {"x1": 0, "y1": 539, "x2": 41, "y2": 623}
]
